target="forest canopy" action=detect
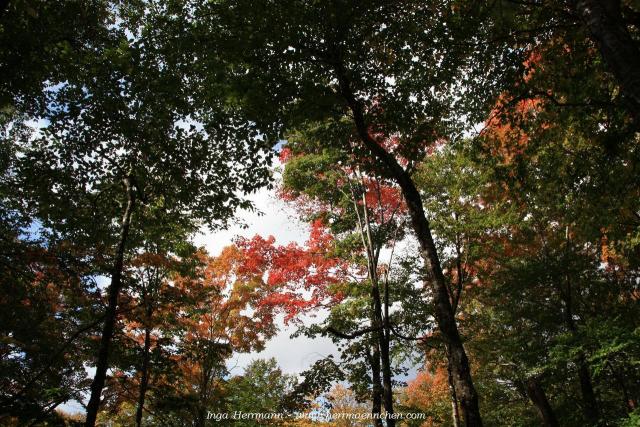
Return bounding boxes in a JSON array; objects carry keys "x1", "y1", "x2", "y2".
[{"x1": 1, "y1": 1, "x2": 639, "y2": 426}]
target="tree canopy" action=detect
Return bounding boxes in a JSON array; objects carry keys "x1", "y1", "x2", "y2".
[{"x1": 1, "y1": 1, "x2": 639, "y2": 426}]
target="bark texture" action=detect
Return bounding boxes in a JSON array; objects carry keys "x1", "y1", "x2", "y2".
[
  {"x1": 447, "y1": 347, "x2": 461, "y2": 427},
  {"x1": 525, "y1": 377, "x2": 560, "y2": 427}
]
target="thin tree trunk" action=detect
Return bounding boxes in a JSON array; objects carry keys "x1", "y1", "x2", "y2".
[
  {"x1": 449, "y1": 225, "x2": 462, "y2": 427},
  {"x1": 525, "y1": 376, "x2": 559, "y2": 427},
  {"x1": 563, "y1": 291, "x2": 600, "y2": 424},
  {"x1": 368, "y1": 345, "x2": 384, "y2": 427},
  {"x1": 349, "y1": 173, "x2": 396, "y2": 426},
  {"x1": 452, "y1": 226, "x2": 464, "y2": 314},
  {"x1": 560, "y1": 245, "x2": 600, "y2": 425},
  {"x1": 85, "y1": 176, "x2": 136, "y2": 427},
  {"x1": 573, "y1": 0, "x2": 640, "y2": 116},
  {"x1": 335, "y1": 64, "x2": 482, "y2": 427},
  {"x1": 135, "y1": 323, "x2": 152, "y2": 427},
  {"x1": 576, "y1": 354, "x2": 600, "y2": 424},
  {"x1": 196, "y1": 365, "x2": 211, "y2": 427},
  {"x1": 373, "y1": 283, "x2": 394, "y2": 427},
  {"x1": 446, "y1": 350, "x2": 461, "y2": 427},
  {"x1": 381, "y1": 259, "x2": 395, "y2": 427},
  {"x1": 358, "y1": 184, "x2": 396, "y2": 427}
]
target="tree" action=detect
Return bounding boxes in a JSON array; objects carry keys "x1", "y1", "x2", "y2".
[
  {"x1": 277, "y1": 134, "x2": 433, "y2": 426},
  {"x1": 477, "y1": 73, "x2": 640, "y2": 426},
  {"x1": 198, "y1": 1, "x2": 516, "y2": 423},
  {"x1": 156, "y1": 246, "x2": 277, "y2": 427},
  {"x1": 0, "y1": 228, "x2": 97, "y2": 424},
  {"x1": 9, "y1": 3, "x2": 274, "y2": 422},
  {"x1": 402, "y1": 362, "x2": 454, "y2": 427},
  {"x1": 226, "y1": 358, "x2": 298, "y2": 426},
  {"x1": 105, "y1": 246, "x2": 199, "y2": 427},
  {"x1": 325, "y1": 384, "x2": 371, "y2": 427},
  {"x1": 411, "y1": 89, "x2": 640, "y2": 425},
  {"x1": 95, "y1": 245, "x2": 279, "y2": 427}
]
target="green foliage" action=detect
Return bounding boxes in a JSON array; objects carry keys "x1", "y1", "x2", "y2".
[
  {"x1": 620, "y1": 408, "x2": 640, "y2": 427},
  {"x1": 225, "y1": 358, "x2": 298, "y2": 425}
]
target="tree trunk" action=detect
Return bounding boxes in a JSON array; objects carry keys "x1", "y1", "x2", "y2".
[
  {"x1": 446, "y1": 349, "x2": 461, "y2": 427},
  {"x1": 196, "y1": 366, "x2": 210, "y2": 427},
  {"x1": 576, "y1": 354, "x2": 600, "y2": 425},
  {"x1": 573, "y1": 0, "x2": 640, "y2": 116},
  {"x1": 564, "y1": 310, "x2": 600, "y2": 424},
  {"x1": 560, "y1": 259, "x2": 600, "y2": 426},
  {"x1": 368, "y1": 345, "x2": 384, "y2": 427},
  {"x1": 85, "y1": 176, "x2": 136, "y2": 427},
  {"x1": 380, "y1": 261, "x2": 395, "y2": 427},
  {"x1": 335, "y1": 65, "x2": 483, "y2": 427},
  {"x1": 360, "y1": 184, "x2": 396, "y2": 427},
  {"x1": 351, "y1": 172, "x2": 396, "y2": 426},
  {"x1": 135, "y1": 324, "x2": 152, "y2": 427},
  {"x1": 525, "y1": 376, "x2": 559, "y2": 427},
  {"x1": 373, "y1": 283, "x2": 395, "y2": 427}
]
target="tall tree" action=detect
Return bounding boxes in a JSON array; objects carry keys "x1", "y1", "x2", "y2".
[
  {"x1": 0, "y1": 227, "x2": 97, "y2": 424},
  {"x1": 413, "y1": 93, "x2": 640, "y2": 425},
  {"x1": 10, "y1": 3, "x2": 274, "y2": 423},
  {"x1": 278, "y1": 135, "x2": 417, "y2": 425},
  {"x1": 153, "y1": 246, "x2": 277, "y2": 427},
  {"x1": 197, "y1": 1, "x2": 517, "y2": 423}
]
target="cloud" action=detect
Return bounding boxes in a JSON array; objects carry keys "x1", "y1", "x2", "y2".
[
  {"x1": 194, "y1": 183, "x2": 307, "y2": 255},
  {"x1": 228, "y1": 314, "x2": 339, "y2": 376}
]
